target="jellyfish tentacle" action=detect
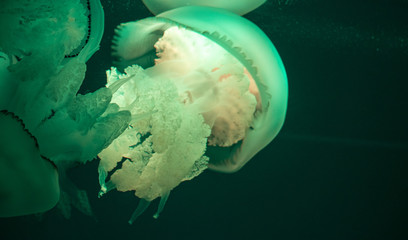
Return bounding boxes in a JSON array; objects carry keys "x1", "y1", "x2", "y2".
[
  {"x1": 153, "y1": 191, "x2": 170, "y2": 219},
  {"x1": 128, "y1": 199, "x2": 151, "y2": 225},
  {"x1": 98, "y1": 180, "x2": 116, "y2": 198},
  {"x1": 98, "y1": 164, "x2": 109, "y2": 197}
]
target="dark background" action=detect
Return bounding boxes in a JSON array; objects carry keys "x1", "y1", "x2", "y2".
[{"x1": 1, "y1": 0, "x2": 408, "y2": 239}]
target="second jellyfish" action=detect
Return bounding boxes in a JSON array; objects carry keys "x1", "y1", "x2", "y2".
[{"x1": 98, "y1": 6, "x2": 287, "y2": 223}]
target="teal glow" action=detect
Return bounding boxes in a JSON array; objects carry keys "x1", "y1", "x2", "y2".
[{"x1": 0, "y1": 0, "x2": 130, "y2": 217}]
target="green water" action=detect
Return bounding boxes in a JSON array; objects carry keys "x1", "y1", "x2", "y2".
[{"x1": 1, "y1": 0, "x2": 407, "y2": 239}]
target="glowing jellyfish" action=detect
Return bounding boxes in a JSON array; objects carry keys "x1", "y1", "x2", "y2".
[
  {"x1": 98, "y1": 6, "x2": 288, "y2": 223},
  {"x1": 142, "y1": 0, "x2": 266, "y2": 15},
  {"x1": 0, "y1": 0, "x2": 130, "y2": 217}
]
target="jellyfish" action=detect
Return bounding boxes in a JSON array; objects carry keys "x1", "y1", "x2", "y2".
[
  {"x1": 142, "y1": 0, "x2": 266, "y2": 15},
  {"x1": 98, "y1": 6, "x2": 288, "y2": 223},
  {"x1": 0, "y1": 0, "x2": 130, "y2": 217},
  {"x1": 0, "y1": 109, "x2": 59, "y2": 217}
]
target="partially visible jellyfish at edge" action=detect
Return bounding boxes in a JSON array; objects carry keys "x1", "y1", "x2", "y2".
[
  {"x1": 0, "y1": 0, "x2": 130, "y2": 217},
  {"x1": 98, "y1": 6, "x2": 288, "y2": 223},
  {"x1": 142, "y1": 0, "x2": 267, "y2": 15},
  {"x1": 0, "y1": 110, "x2": 59, "y2": 217}
]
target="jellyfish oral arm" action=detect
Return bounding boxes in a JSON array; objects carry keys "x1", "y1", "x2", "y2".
[{"x1": 100, "y1": 6, "x2": 288, "y2": 221}]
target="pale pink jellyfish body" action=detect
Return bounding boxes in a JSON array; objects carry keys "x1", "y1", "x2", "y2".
[{"x1": 98, "y1": 6, "x2": 288, "y2": 222}]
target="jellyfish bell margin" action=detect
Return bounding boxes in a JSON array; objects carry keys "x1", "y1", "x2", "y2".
[
  {"x1": 0, "y1": 110, "x2": 59, "y2": 217},
  {"x1": 0, "y1": 48, "x2": 59, "y2": 218}
]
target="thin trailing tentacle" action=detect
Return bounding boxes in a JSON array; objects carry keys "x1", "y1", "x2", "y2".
[
  {"x1": 128, "y1": 199, "x2": 151, "y2": 224},
  {"x1": 153, "y1": 191, "x2": 170, "y2": 219}
]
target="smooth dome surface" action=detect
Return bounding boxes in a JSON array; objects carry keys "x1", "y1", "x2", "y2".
[{"x1": 142, "y1": 0, "x2": 266, "y2": 15}]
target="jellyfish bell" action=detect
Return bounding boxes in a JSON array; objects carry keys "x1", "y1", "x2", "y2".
[
  {"x1": 142, "y1": 0, "x2": 266, "y2": 15},
  {"x1": 101, "y1": 6, "x2": 287, "y2": 222},
  {"x1": 0, "y1": 111, "x2": 59, "y2": 217},
  {"x1": 159, "y1": 7, "x2": 289, "y2": 173},
  {"x1": 0, "y1": 53, "x2": 59, "y2": 217}
]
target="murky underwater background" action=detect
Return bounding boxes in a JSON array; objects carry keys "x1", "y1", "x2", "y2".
[{"x1": 1, "y1": 0, "x2": 408, "y2": 239}]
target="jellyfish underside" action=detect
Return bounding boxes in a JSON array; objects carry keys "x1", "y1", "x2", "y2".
[{"x1": 99, "y1": 25, "x2": 258, "y2": 223}]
